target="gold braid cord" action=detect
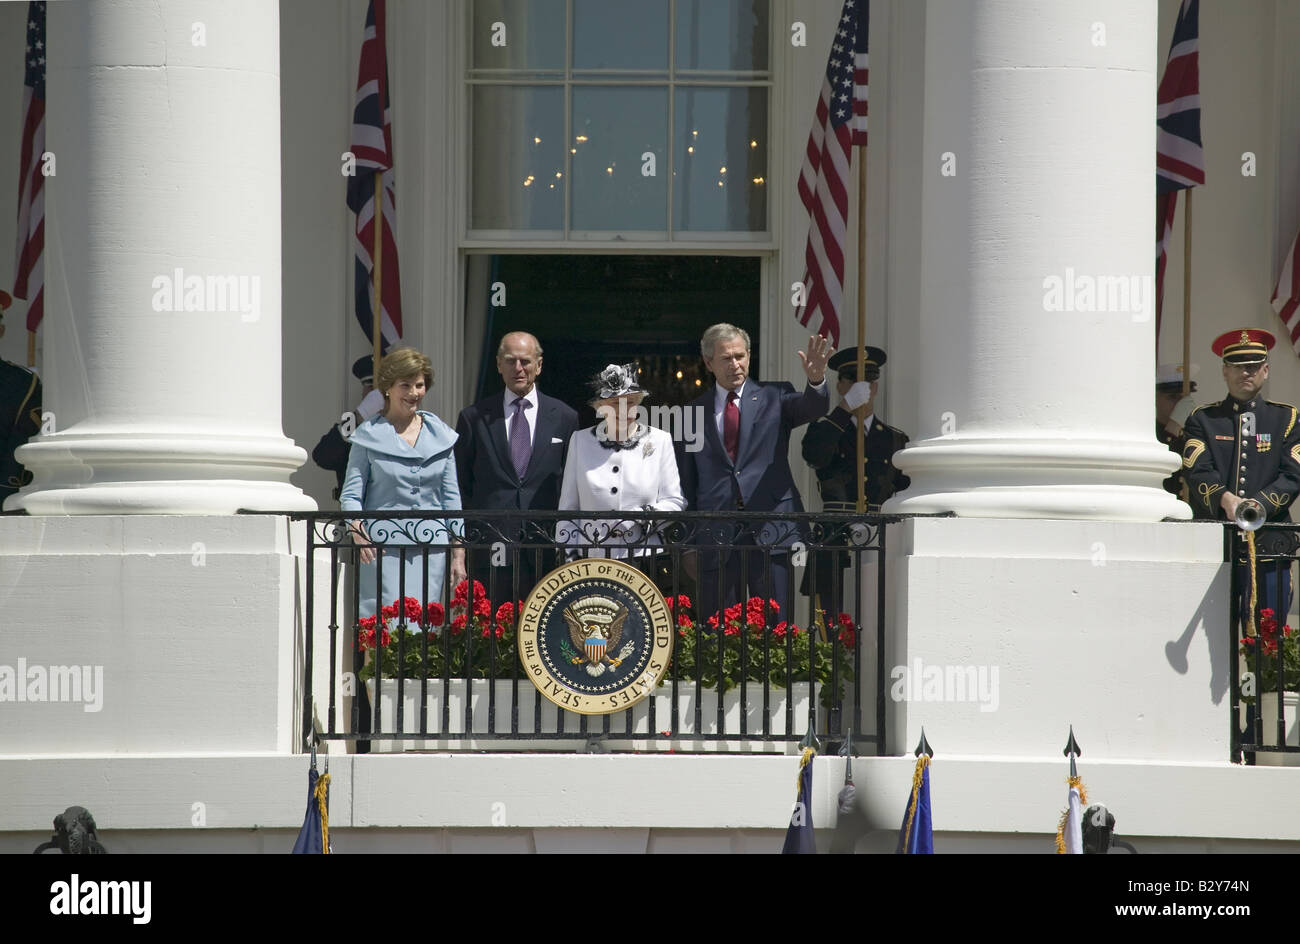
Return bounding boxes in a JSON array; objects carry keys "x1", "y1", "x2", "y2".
[
  {"x1": 1246, "y1": 530, "x2": 1258, "y2": 638},
  {"x1": 315, "y1": 772, "x2": 331, "y2": 854},
  {"x1": 1054, "y1": 775, "x2": 1087, "y2": 854},
  {"x1": 901, "y1": 754, "x2": 930, "y2": 854},
  {"x1": 795, "y1": 746, "x2": 815, "y2": 796}
]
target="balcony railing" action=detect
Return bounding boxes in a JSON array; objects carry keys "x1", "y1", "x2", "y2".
[
  {"x1": 295, "y1": 510, "x2": 891, "y2": 754},
  {"x1": 1229, "y1": 522, "x2": 1300, "y2": 763}
]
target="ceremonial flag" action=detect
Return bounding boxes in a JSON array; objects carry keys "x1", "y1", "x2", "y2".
[
  {"x1": 1270, "y1": 227, "x2": 1300, "y2": 352},
  {"x1": 794, "y1": 0, "x2": 868, "y2": 348},
  {"x1": 291, "y1": 757, "x2": 331, "y2": 854},
  {"x1": 12, "y1": 1, "x2": 46, "y2": 351},
  {"x1": 1055, "y1": 775, "x2": 1086, "y2": 854},
  {"x1": 347, "y1": 0, "x2": 403, "y2": 352},
  {"x1": 781, "y1": 746, "x2": 817, "y2": 854},
  {"x1": 1155, "y1": 0, "x2": 1204, "y2": 332},
  {"x1": 895, "y1": 754, "x2": 933, "y2": 854}
]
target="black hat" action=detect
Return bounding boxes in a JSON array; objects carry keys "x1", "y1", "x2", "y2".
[
  {"x1": 351, "y1": 355, "x2": 375, "y2": 384},
  {"x1": 828, "y1": 346, "x2": 886, "y2": 382},
  {"x1": 589, "y1": 363, "x2": 647, "y2": 402}
]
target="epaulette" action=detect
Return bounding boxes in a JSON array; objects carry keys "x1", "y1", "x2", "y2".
[{"x1": 1267, "y1": 400, "x2": 1299, "y2": 437}]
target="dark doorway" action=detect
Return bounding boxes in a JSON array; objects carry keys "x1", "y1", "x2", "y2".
[{"x1": 471, "y1": 255, "x2": 760, "y2": 425}]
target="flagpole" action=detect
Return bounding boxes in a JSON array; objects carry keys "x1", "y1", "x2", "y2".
[
  {"x1": 855, "y1": 151, "x2": 867, "y2": 514},
  {"x1": 1181, "y1": 190, "x2": 1192, "y2": 398},
  {"x1": 372, "y1": 169, "x2": 383, "y2": 377}
]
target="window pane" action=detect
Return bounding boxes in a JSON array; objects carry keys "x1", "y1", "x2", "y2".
[
  {"x1": 471, "y1": 86, "x2": 564, "y2": 231},
  {"x1": 471, "y1": 0, "x2": 566, "y2": 72},
  {"x1": 573, "y1": 0, "x2": 668, "y2": 72},
  {"x1": 571, "y1": 88, "x2": 669, "y2": 232},
  {"x1": 675, "y1": 0, "x2": 769, "y2": 72},
  {"x1": 674, "y1": 88, "x2": 767, "y2": 232}
]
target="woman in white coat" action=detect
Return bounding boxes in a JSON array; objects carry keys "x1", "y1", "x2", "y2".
[{"x1": 558, "y1": 363, "x2": 686, "y2": 564}]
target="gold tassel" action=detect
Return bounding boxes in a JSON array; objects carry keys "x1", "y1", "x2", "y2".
[
  {"x1": 1245, "y1": 530, "x2": 1258, "y2": 637},
  {"x1": 794, "y1": 746, "x2": 815, "y2": 797},
  {"x1": 1054, "y1": 775, "x2": 1087, "y2": 854},
  {"x1": 315, "y1": 772, "x2": 331, "y2": 854},
  {"x1": 901, "y1": 754, "x2": 930, "y2": 854}
]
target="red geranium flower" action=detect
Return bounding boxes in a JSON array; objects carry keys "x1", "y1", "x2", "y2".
[
  {"x1": 1243, "y1": 636, "x2": 1256, "y2": 647},
  {"x1": 838, "y1": 627, "x2": 857, "y2": 649},
  {"x1": 1264, "y1": 639, "x2": 1279, "y2": 656},
  {"x1": 481, "y1": 624, "x2": 505, "y2": 640},
  {"x1": 451, "y1": 579, "x2": 487, "y2": 606},
  {"x1": 772, "y1": 621, "x2": 788, "y2": 639},
  {"x1": 473, "y1": 595, "x2": 492, "y2": 619},
  {"x1": 769, "y1": 598, "x2": 780, "y2": 612},
  {"x1": 450, "y1": 613, "x2": 467, "y2": 635},
  {"x1": 677, "y1": 612, "x2": 692, "y2": 628},
  {"x1": 398, "y1": 596, "x2": 424, "y2": 625},
  {"x1": 724, "y1": 603, "x2": 743, "y2": 623},
  {"x1": 837, "y1": 612, "x2": 854, "y2": 628},
  {"x1": 677, "y1": 595, "x2": 692, "y2": 610},
  {"x1": 707, "y1": 614, "x2": 720, "y2": 629},
  {"x1": 381, "y1": 603, "x2": 398, "y2": 621},
  {"x1": 496, "y1": 601, "x2": 516, "y2": 626},
  {"x1": 427, "y1": 601, "x2": 445, "y2": 626},
  {"x1": 723, "y1": 625, "x2": 740, "y2": 637},
  {"x1": 1261, "y1": 608, "x2": 1276, "y2": 619}
]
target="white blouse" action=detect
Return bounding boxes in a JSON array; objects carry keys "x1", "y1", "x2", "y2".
[{"x1": 557, "y1": 424, "x2": 686, "y2": 558}]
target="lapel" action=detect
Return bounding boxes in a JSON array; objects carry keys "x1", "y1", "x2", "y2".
[
  {"x1": 699, "y1": 389, "x2": 732, "y2": 469},
  {"x1": 524, "y1": 395, "x2": 558, "y2": 482},
  {"x1": 486, "y1": 394, "x2": 516, "y2": 482},
  {"x1": 736, "y1": 380, "x2": 763, "y2": 469}
]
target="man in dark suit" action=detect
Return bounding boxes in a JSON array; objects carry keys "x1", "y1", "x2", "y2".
[
  {"x1": 678, "y1": 323, "x2": 832, "y2": 622},
  {"x1": 454, "y1": 331, "x2": 579, "y2": 602},
  {"x1": 801, "y1": 346, "x2": 910, "y2": 618}
]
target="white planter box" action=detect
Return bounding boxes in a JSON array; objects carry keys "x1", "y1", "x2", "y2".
[
  {"x1": 1255, "y1": 691, "x2": 1300, "y2": 767},
  {"x1": 363, "y1": 678, "x2": 820, "y2": 753}
]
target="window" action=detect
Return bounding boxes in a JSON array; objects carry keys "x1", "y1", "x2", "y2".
[{"x1": 468, "y1": 0, "x2": 770, "y2": 240}]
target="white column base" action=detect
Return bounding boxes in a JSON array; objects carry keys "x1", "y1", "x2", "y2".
[
  {"x1": 885, "y1": 517, "x2": 1228, "y2": 763},
  {"x1": 886, "y1": 439, "x2": 1190, "y2": 520},
  {"x1": 8, "y1": 435, "x2": 315, "y2": 514}
]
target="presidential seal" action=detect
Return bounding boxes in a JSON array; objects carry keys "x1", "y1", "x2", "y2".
[{"x1": 518, "y1": 558, "x2": 673, "y2": 715}]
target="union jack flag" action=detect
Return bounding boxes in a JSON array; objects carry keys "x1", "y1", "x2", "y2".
[
  {"x1": 347, "y1": 0, "x2": 403, "y2": 352},
  {"x1": 794, "y1": 0, "x2": 868, "y2": 348},
  {"x1": 1155, "y1": 0, "x2": 1203, "y2": 332},
  {"x1": 12, "y1": 2, "x2": 45, "y2": 340}
]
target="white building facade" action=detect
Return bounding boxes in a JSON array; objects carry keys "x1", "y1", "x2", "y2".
[{"x1": 2, "y1": 0, "x2": 1300, "y2": 853}]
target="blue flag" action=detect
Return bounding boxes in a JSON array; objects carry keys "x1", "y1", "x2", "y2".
[
  {"x1": 782, "y1": 747, "x2": 817, "y2": 854},
  {"x1": 291, "y1": 763, "x2": 330, "y2": 854},
  {"x1": 896, "y1": 755, "x2": 933, "y2": 854}
]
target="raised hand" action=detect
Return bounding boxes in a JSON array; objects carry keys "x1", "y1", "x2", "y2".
[{"x1": 797, "y1": 334, "x2": 834, "y2": 385}]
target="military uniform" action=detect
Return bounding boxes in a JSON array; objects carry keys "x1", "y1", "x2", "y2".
[
  {"x1": 1157, "y1": 421, "x2": 1187, "y2": 498},
  {"x1": 1184, "y1": 329, "x2": 1299, "y2": 630},
  {"x1": 803, "y1": 406, "x2": 911, "y2": 512},
  {"x1": 799, "y1": 344, "x2": 910, "y2": 618},
  {"x1": 0, "y1": 358, "x2": 41, "y2": 505},
  {"x1": 1182, "y1": 397, "x2": 1300, "y2": 522}
]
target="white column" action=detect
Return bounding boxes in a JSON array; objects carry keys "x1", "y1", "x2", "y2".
[
  {"x1": 9, "y1": 0, "x2": 313, "y2": 514},
  {"x1": 884, "y1": 0, "x2": 1186, "y2": 521}
]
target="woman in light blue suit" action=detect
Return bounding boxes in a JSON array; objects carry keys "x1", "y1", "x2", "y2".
[{"x1": 341, "y1": 348, "x2": 466, "y2": 624}]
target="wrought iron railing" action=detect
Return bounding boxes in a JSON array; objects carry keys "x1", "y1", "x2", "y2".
[
  {"x1": 294, "y1": 510, "x2": 891, "y2": 754},
  {"x1": 1229, "y1": 522, "x2": 1300, "y2": 762}
]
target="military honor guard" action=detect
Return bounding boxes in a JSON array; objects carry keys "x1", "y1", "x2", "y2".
[
  {"x1": 0, "y1": 290, "x2": 42, "y2": 509},
  {"x1": 1155, "y1": 363, "x2": 1196, "y2": 499},
  {"x1": 1182, "y1": 328, "x2": 1300, "y2": 622},
  {"x1": 800, "y1": 346, "x2": 910, "y2": 617},
  {"x1": 311, "y1": 355, "x2": 383, "y2": 501}
]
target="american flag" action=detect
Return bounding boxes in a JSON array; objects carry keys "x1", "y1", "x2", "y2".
[
  {"x1": 794, "y1": 0, "x2": 868, "y2": 348},
  {"x1": 1270, "y1": 229, "x2": 1300, "y2": 351},
  {"x1": 12, "y1": 2, "x2": 45, "y2": 343},
  {"x1": 1155, "y1": 0, "x2": 1203, "y2": 333},
  {"x1": 347, "y1": 0, "x2": 403, "y2": 352}
]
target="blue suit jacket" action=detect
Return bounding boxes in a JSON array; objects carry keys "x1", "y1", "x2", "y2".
[{"x1": 678, "y1": 380, "x2": 828, "y2": 549}]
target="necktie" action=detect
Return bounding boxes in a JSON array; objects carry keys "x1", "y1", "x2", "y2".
[
  {"x1": 510, "y1": 397, "x2": 532, "y2": 479},
  {"x1": 724, "y1": 391, "x2": 740, "y2": 462}
]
